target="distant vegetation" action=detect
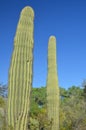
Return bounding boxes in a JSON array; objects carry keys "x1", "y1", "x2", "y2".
[{"x1": 0, "y1": 84, "x2": 86, "y2": 130}]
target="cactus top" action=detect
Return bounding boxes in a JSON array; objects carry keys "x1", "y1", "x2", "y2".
[
  {"x1": 48, "y1": 35, "x2": 57, "y2": 55},
  {"x1": 14, "y1": 6, "x2": 34, "y2": 46},
  {"x1": 21, "y1": 6, "x2": 34, "y2": 18},
  {"x1": 48, "y1": 35, "x2": 57, "y2": 71},
  {"x1": 49, "y1": 36, "x2": 56, "y2": 44}
]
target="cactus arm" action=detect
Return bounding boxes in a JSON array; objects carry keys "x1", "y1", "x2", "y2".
[
  {"x1": 8, "y1": 6, "x2": 34, "y2": 130},
  {"x1": 46, "y1": 36, "x2": 59, "y2": 130}
]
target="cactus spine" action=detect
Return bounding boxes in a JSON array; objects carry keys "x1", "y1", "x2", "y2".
[
  {"x1": 8, "y1": 6, "x2": 34, "y2": 130},
  {"x1": 46, "y1": 36, "x2": 59, "y2": 130}
]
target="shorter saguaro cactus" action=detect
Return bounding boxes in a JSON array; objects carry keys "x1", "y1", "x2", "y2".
[
  {"x1": 46, "y1": 36, "x2": 59, "y2": 130},
  {"x1": 7, "y1": 6, "x2": 34, "y2": 130}
]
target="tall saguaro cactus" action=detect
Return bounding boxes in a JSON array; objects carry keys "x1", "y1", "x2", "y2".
[
  {"x1": 8, "y1": 6, "x2": 34, "y2": 130},
  {"x1": 46, "y1": 36, "x2": 59, "y2": 130}
]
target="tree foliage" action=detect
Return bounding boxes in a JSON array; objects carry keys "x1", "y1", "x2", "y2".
[{"x1": 0, "y1": 85, "x2": 86, "y2": 130}]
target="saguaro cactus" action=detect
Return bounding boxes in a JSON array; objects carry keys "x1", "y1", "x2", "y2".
[
  {"x1": 8, "y1": 6, "x2": 34, "y2": 130},
  {"x1": 46, "y1": 36, "x2": 59, "y2": 130}
]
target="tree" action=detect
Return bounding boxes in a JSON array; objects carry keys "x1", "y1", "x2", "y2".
[
  {"x1": 60, "y1": 86, "x2": 86, "y2": 130},
  {"x1": 82, "y1": 80, "x2": 86, "y2": 100}
]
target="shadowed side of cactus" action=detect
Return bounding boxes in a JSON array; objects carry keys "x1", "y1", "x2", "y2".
[
  {"x1": 7, "y1": 6, "x2": 34, "y2": 130},
  {"x1": 46, "y1": 36, "x2": 59, "y2": 130}
]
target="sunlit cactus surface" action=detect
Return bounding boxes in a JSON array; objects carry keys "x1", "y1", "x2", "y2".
[
  {"x1": 47, "y1": 36, "x2": 59, "y2": 130},
  {"x1": 8, "y1": 6, "x2": 34, "y2": 130}
]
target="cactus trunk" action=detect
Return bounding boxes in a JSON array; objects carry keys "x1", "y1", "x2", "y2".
[
  {"x1": 7, "y1": 6, "x2": 34, "y2": 130},
  {"x1": 46, "y1": 36, "x2": 59, "y2": 130}
]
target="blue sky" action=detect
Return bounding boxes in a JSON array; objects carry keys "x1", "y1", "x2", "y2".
[{"x1": 0, "y1": 0, "x2": 86, "y2": 88}]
